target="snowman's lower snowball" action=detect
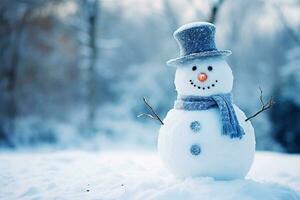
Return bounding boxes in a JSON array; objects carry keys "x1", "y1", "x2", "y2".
[{"x1": 158, "y1": 105, "x2": 255, "y2": 180}]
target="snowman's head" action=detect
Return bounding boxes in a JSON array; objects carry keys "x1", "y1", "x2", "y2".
[{"x1": 174, "y1": 56, "x2": 233, "y2": 96}]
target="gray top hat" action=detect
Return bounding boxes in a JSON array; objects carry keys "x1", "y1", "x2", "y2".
[{"x1": 167, "y1": 22, "x2": 231, "y2": 66}]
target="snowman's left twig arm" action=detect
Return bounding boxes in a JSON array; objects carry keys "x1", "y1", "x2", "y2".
[
  {"x1": 138, "y1": 97, "x2": 164, "y2": 125},
  {"x1": 245, "y1": 87, "x2": 274, "y2": 122}
]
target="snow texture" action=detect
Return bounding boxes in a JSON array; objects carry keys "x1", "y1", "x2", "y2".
[
  {"x1": 0, "y1": 151, "x2": 299, "y2": 200},
  {"x1": 174, "y1": 22, "x2": 214, "y2": 35}
]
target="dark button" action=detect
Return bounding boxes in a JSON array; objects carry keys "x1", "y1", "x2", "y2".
[
  {"x1": 190, "y1": 144, "x2": 201, "y2": 156},
  {"x1": 190, "y1": 121, "x2": 201, "y2": 132}
]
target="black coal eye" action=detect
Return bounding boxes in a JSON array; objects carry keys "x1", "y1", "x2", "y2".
[
  {"x1": 192, "y1": 66, "x2": 197, "y2": 71},
  {"x1": 207, "y1": 66, "x2": 213, "y2": 71}
]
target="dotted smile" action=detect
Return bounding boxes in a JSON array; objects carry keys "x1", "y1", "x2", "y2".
[{"x1": 189, "y1": 79, "x2": 218, "y2": 90}]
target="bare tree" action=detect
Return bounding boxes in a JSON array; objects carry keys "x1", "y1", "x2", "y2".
[
  {"x1": 273, "y1": 3, "x2": 300, "y2": 46},
  {"x1": 0, "y1": 0, "x2": 61, "y2": 145},
  {"x1": 208, "y1": 0, "x2": 226, "y2": 23},
  {"x1": 0, "y1": 2, "x2": 35, "y2": 145},
  {"x1": 86, "y1": 0, "x2": 100, "y2": 135},
  {"x1": 162, "y1": 0, "x2": 179, "y2": 33}
]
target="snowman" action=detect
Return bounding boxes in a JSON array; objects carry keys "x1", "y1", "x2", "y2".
[{"x1": 158, "y1": 22, "x2": 255, "y2": 180}]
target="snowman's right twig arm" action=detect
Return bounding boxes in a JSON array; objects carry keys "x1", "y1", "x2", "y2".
[
  {"x1": 138, "y1": 97, "x2": 164, "y2": 125},
  {"x1": 245, "y1": 87, "x2": 274, "y2": 122}
]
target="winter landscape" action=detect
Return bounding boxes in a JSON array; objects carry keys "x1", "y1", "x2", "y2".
[
  {"x1": 1, "y1": 0, "x2": 300, "y2": 199},
  {"x1": 0, "y1": 151, "x2": 300, "y2": 200}
]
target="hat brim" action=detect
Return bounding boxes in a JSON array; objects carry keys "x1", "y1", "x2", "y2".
[{"x1": 166, "y1": 50, "x2": 232, "y2": 66}]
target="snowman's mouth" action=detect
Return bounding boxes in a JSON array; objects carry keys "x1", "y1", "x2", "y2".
[{"x1": 189, "y1": 79, "x2": 218, "y2": 90}]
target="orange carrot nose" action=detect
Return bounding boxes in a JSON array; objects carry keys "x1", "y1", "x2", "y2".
[{"x1": 198, "y1": 73, "x2": 208, "y2": 82}]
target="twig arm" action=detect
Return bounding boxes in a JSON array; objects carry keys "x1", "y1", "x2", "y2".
[
  {"x1": 137, "y1": 97, "x2": 164, "y2": 125},
  {"x1": 245, "y1": 88, "x2": 274, "y2": 122},
  {"x1": 137, "y1": 113, "x2": 156, "y2": 120},
  {"x1": 142, "y1": 97, "x2": 164, "y2": 125}
]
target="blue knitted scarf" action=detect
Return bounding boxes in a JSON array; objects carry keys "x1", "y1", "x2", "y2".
[{"x1": 174, "y1": 93, "x2": 245, "y2": 139}]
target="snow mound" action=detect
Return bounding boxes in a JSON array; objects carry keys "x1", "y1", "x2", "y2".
[{"x1": 0, "y1": 151, "x2": 299, "y2": 200}]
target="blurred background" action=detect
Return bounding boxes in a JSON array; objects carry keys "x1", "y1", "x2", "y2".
[{"x1": 0, "y1": 0, "x2": 299, "y2": 152}]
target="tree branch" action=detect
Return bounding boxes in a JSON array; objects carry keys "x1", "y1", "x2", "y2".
[
  {"x1": 245, "y1": 87, "x2": 274, "y2": 122},
  {"x1": 273, "y1": 3, "x2": 300, "y2": 46},
  {"x1": 208, "y1": 0, "x2": 225, "y2": 23},
  {"x1": 137, "y1": 97, "x2": 164, "y2": 125}
]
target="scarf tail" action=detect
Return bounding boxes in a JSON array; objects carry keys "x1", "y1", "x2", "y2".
[{"x1": 213, "y1": 95, "x2": 245, "y2": 139}]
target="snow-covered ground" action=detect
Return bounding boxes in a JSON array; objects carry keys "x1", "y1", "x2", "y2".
[{"x1": 0, "y1": 150, "x2": 299, "y2": 200}]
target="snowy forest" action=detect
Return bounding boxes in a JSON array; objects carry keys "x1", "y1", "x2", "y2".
[{"x1": 0, "y1": 0, "x2": 300, "y2": 152}]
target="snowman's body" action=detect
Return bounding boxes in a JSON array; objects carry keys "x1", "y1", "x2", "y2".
[
  {"x1": 159, "y1": 24, "x2": 256, "y2": 179},
  {"x1": 158, "y1": 105, "x2": 255, "y2": 179}
]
